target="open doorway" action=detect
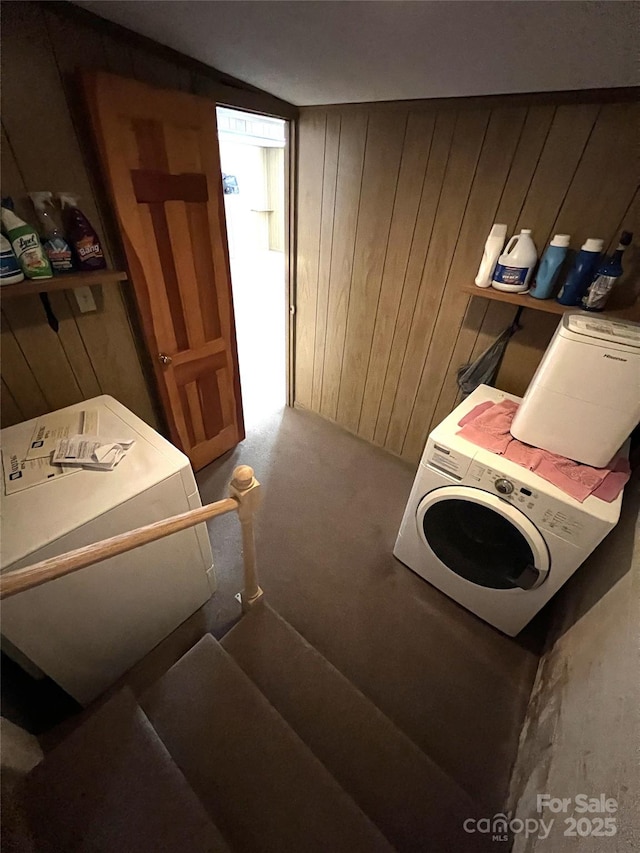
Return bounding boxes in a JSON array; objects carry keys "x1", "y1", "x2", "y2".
[{"x1": 217, "y1": 107, "x2": 287, "y2": 429}]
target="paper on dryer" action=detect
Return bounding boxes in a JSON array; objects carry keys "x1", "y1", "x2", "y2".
[
  {"x1": 2, "y1": 434, "x2": 78, "y2": 496},
  {"x1": 26, "y1": 409, "x2": 99, "y2": 461},
  {"x1": 51, "y1": 435, "x2": 135, "y2": 470}
]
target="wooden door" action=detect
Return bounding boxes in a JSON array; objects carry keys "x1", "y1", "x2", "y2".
[{"x1": 83, "y1": 71, "x2": 244, "y2": 471}]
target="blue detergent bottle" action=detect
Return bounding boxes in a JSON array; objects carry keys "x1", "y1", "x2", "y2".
[
  {"x1": 530, "y1": 234, "x2": 570, "y2": 299},
  {"x1": 556, "y1": 237, "x2": 603, "y2": 305}
]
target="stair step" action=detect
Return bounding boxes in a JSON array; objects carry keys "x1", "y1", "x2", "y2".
[
  {"x1": 140, "y1": 633, "x2": 395, "y2": 853},
  {"x1": 23, "y1": 688, "x2": 230, "y2": 853},
  {"x1": 222, "y1": 602, "x2": 488, "y2": 852}
]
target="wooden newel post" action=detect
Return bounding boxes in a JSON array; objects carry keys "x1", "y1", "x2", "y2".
[{"x1": 229, "y1": 465, "x2": 263, "y2": 612}]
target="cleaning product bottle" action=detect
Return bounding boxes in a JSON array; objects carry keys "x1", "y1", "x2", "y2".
[
  {"x1": 582, "y1": 231, "x2": 633, "y2": 312},
  {"x1": 475, "y1": 223, "x2": 507, "y2": 288},
  {"x1": 57, "y1": 193, "x2": 106, "y2": 271},
  {"x1": 1, "y1": 198, "x2": 52, "y2": 280},
  {"x1": 556, "y1": 238, "x2": 603, "y2": 305},
  {"x1": 529, "y1": 234, "x2": 570, "y2": 299},
  {"x1": 29, "y1": 192, "x2": 75, "y2": 274},
  {"x1": 0, "y1": 233, "x2": 25, "y2": 285},
  {"x1": 491, "y1": 229, "x2": 537, "y2": 292}
]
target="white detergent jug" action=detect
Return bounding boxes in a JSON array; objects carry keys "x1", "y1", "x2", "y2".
[{"x1": 491, "y1": 229, "x2": 537, "y2": 293}]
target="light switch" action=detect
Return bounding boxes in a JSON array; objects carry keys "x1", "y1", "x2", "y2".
[{"x1": 74, "y1": 286, "x2": 97, "y2": 313}]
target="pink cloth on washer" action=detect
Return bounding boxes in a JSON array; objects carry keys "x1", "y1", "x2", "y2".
[{"x1": 457, "y1": 401, "x2": 630, "y2": 503}]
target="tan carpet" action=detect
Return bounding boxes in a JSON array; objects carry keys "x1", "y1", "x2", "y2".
[{"x1": 191, "y1": 405, "x2": 545, "y2": 810}]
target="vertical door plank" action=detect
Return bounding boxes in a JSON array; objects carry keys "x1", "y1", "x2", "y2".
[
  {"x1": 311, "y1": 112, "x2": 340, "y2": 411},
  {"x1": 385, "y1": 109, "x2": 490, "y2": 456},
  {"x1": 136, "y1": 205, "x2": 182, "y2": 353},
  {"x1": 359, "y1": 110, "x2": 436, "y2": 441},
  {"x1": 0, "y1": 317, "x2": 49, "y2": 420},
  {"x1": 373, "y1": 110, "x2": 456, "y2": 446},
  {"x1": 1, "y1": 379, "x2": 23, "y2": 429},
  {"x1": 294, "y1": 111, "x2": 327, "y2": 409},
  {"x1": 185, "y1": 381, "x2": 207, "y2": 443},
  {"x1": 319, "y1": 111, "x2": 368, "y2": 420},
  {"x1": 165, "y1": 201, "x2": 206, "y2": 349},
  {"x1": 336, "y1": 110, "x2": 408, "y2": 433},
  {"x1": 416, "y1": 106, "x2": 528, "y2": 442}
]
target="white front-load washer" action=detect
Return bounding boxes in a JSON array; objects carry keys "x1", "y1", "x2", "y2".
[{"x1": 393, "y1": 385, "x2": 625, "y2": 636}]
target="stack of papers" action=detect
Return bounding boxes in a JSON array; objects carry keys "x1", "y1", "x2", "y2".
[
  {"x1": 1, "y1": 408, "x2": 134, "y2": 496},
  {"x1": 52, "y1": 435, "x2": 135, "y2": 471}
]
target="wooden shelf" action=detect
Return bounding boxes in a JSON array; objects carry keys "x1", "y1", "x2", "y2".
[
  {"x1": 0, "y1": 270, "x2": 127, "y2": 299},
  {"x1": 462, "y1": 284, "x2": 639, "y2": 320},
  {"x1": 462, "y1": 284, "x2": 569, "y2": 315}
]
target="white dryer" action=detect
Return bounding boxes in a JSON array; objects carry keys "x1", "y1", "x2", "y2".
[{"x1": 394, "y1": 385, "x2": 624, "y2": 636}]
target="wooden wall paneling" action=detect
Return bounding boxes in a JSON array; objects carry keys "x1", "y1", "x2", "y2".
[
  {"x1": 431, "y1": 103, "x2": 556, "y2": 422},
  {"x1": 605, "y1": 188, "x2": 640, "y2": 318},
  {"x1": 33, "y1": 5, "x2": 160, "y2": 425},
  {"x1": 515, "y1": 103, "x2": 601, "y2": 240},
  {"x1": 402, "y1": 106, "x2": 528, "y2": 460},
  {"x1": 385, "y1": 108, "x2": 490, "y2": 455},
  {"x1": 318, "y1": 111, "x2": 368, "y2": 420},
  {"x1": 336, "y1": 110, "x2": 408, "y2": 432},
  {"x1": 1, "y1": 299, "x2": 85, "y2": 409},
  {"x1": 358, "y1": 110, "x2": 436, "y2": 441},
  {"x1": 373, "y1": 110, "x2": 456, "y2": 445},
  {"x1": 549, "y1": 103, "x2": 639, "y2": 251},
  {"x1": 453, "y1": 104, "x2": 558, "y2": 406},
  {"x1": 131, "y1": 48, "x2": 183, "y2": 91},
  {"x1": 495, "y1": 310, "x2": 559, "y2": 396},
  {"x1": 100, "y1": 29, "x2": 135, "y2": 77},
  {"x1": 292, "y1": 111, "x2": 326, "y2": 409},
  {"x1": 310, "y1": 112, "x2": 340, "y2": 410},
  {"x1": 0, "y1": 316, "x2": 49, "y2": 421},
  {"x1": 0, "y1": 111, "x2": 99, "y2": 407},
  {"x1": 1, "y1": 378, "x2": 22, "y2": 428}
]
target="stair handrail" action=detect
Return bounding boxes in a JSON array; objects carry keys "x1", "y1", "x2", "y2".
[{"x1": 0, "y1": 464, "x2": 263, "y2": 612}]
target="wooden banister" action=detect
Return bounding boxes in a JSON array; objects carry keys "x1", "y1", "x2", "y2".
[{"x1": 0, "y1": 466, "x2": 263, "y2": 608}]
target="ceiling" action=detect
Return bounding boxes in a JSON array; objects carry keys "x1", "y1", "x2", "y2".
[{"x1": 75, "y1": 1, "x2": 638, "y2": 106}]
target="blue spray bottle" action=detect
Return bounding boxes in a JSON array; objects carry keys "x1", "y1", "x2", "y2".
[
  {"x1": 556, "y1": 238, "x2": 603, "y2": 306},
  {"x1": 530, "y1": 234, "x2": 570, "y2": 299}
]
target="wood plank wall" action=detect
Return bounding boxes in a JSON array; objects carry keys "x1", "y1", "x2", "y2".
[
  {"x1": 0, "y1": 1, "x2": 293, "y2": 431},
  {"x1": 294, "y1": 96, "x2": 639, "y2": 463}
]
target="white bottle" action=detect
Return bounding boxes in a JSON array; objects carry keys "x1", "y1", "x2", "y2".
[
  {"x1": 475, "y1": 223, "x2": 507, "y2": 288},
  {"x1": 491, "y1": 229, "x2": 538, "y2": 293}
]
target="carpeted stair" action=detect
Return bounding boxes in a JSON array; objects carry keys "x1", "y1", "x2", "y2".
[{"x1": 14, "y1": 604, "x2": 491, "y2": 852}]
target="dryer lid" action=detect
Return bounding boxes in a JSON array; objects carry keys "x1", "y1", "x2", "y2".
[
  {"x1": 416, "y1": 486, "x2": 549, "y2": 591},
  {"x1": 562, "y1": 313, "x2": 640, "y2": 348}
]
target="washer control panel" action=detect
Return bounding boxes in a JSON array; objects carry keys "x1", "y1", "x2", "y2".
[
  {"x1": 494, "y1": 478, "x2": 514, "y2": 495},
  {"x1": 468, "y1": 462, "x2": 542, "y2": 510},
  {"x1": 466, "y1": 461, "x2": 587, "y2": 544}
]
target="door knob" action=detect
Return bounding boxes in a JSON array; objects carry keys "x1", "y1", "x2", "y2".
[{"x1": 158, "y1": 353, "x2": 172, "y2": 365}]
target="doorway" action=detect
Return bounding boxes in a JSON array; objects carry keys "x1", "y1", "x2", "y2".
[{"x1": 217, "y1": 107, "x2": 288, "y2": 428}]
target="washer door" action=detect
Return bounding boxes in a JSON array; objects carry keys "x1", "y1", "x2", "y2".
[{"x1": 416, "y1": 486, "x2": 549, "y2": 590}]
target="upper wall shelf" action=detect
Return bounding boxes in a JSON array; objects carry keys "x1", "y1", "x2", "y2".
[
  {"x1": 462, "y1": 284, "x2": 639, "y2": 321},
  {"x1": 1, "y1": 270, "x2": 127, "y2": 300}
]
